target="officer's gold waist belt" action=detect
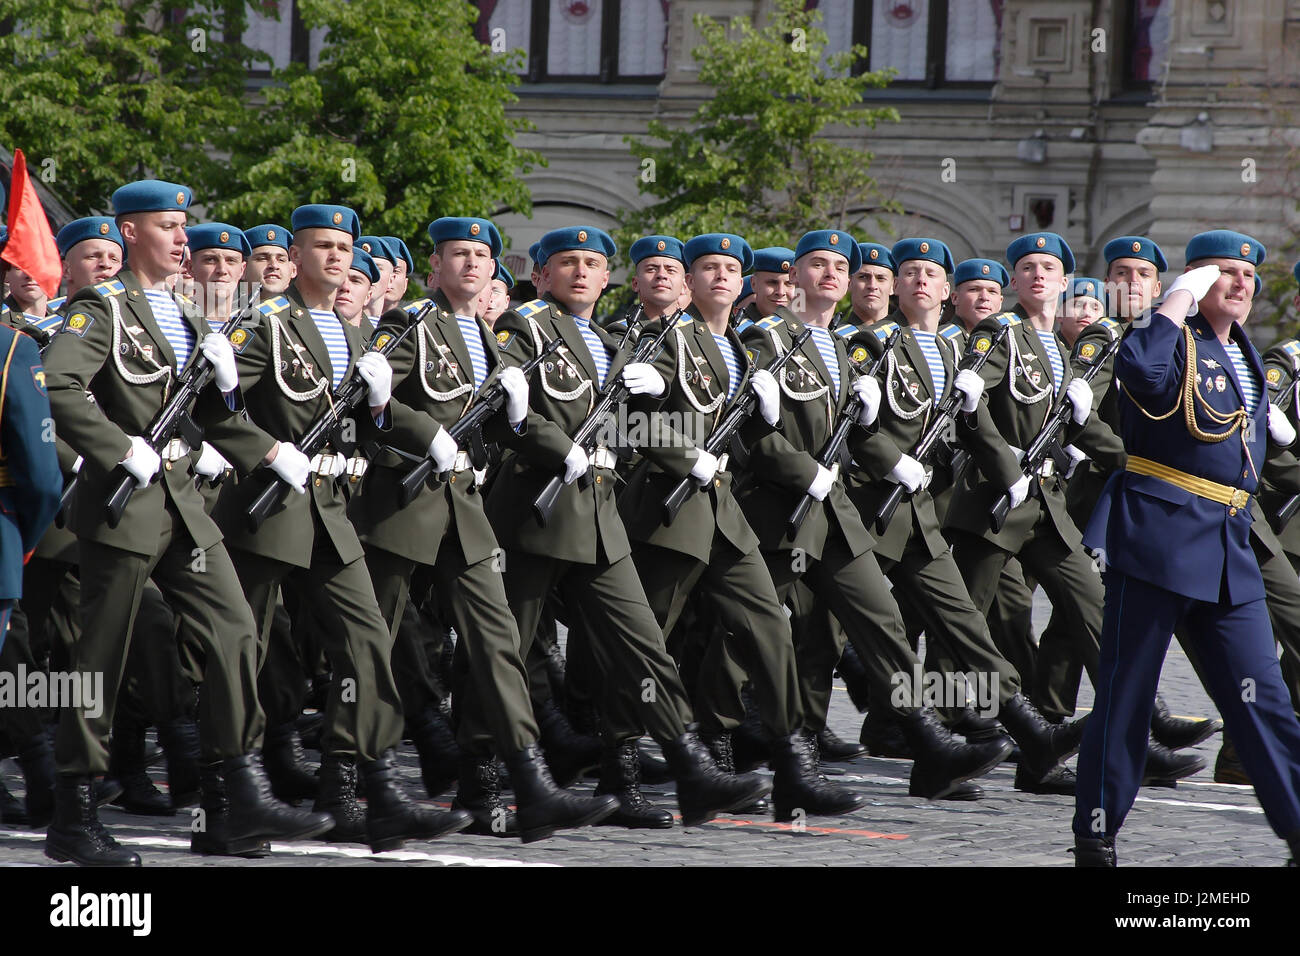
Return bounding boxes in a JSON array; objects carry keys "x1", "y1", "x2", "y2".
[{"x1": 1125, "y1": 456, "x2": 1251, "y2": 510}]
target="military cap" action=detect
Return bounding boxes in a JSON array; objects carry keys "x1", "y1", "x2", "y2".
[
  {"x1": 187, "y1": 223, "x2": 252, "y2": 257},
  {"x1": 350, "y1": 246, "x2": 380, "y2": 284},
  {"x1": 428, "y1": 217, "x2": 503, "y2": 258},
  {"x1": 494, "y1": 259, "x2": 515, "y2": 290},
  {"x1": 684, "y1": 233, "x2": 754, "y2": 271},
  {"x1": 795, "y1": 230, "x2": 862, "y2": 273},
  {"x1": 245, "y1": 224, "x2": 291, "y2": 251},
  {"x1": 1103, "y1": 235, "x2": 1167, "y2": 271},
  {"x1": 629, "y1": 235, "x2": 685, "y2": 266},
  {"x1": 539, "y1": 226, "x2": 616, "y2": 262},
  {"x1": 291, "y1": 204, "x2": 361, "y2": 239},
  {"x1": 856, "y1": 243, "x2": 896, "y2": 273},
  {"x1": 1293, "y1": 260, "x2": 1300, "y2": 287},
  {"x1": 954, "y1": 258, "x2": 1009, "y2": 288},
  {"x1": 111, "y1": 179, "x2": 192, "y2": 215},
  {"x1": 752, "y1": 246, "x2": 796, "y2": 274},
  {"x1": 357, "y1": 235, "x2": 396, "y2": 263},
  {"x1": 1185, "y1": 230, "x2": 1266, "y2": 268},
  {"x1": 529, "y1": 241, "x2": 547, "y2": 268},
  {"x1": 1064, "y1": 276, "x2": 1105, "y2": 304},
  {"x1": 737, "y1": 276, "x2": 753, "y2": 302},
  {"x1": 892, "y1": 238, "x2": 955, "y2": 274},
  {"x1": 384, "y1": 236, "x2": 415, "y2": 274},
  {"x1": 1007, "y1": 231, "x2": 1075, "y2": 273},
  {"x1": 56, "y1": 217, "x2": 124, "y2": 258}
]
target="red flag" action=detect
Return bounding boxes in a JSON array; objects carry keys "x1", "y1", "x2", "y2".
[{"x1": 2, "y1": 149, "x2": 62, "y2": 299}]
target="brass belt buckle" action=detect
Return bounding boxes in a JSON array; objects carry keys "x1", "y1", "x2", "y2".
[{"x1": 1230, "y1": 488, "x2": 1249, "y2": 509}]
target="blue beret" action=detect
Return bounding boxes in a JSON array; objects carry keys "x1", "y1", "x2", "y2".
[
  {"x1": 529, "y1": 241, "x2": 546, "y2": 268},
  {"x1": 1007, "y1": 232, "x2": 1075, "y2": 273},
  {"x1": 684, "y1": 233, "x2": 754, "y2": 271},
  {"x1": 357, "y1": 235, "x2": 396, "y2": 264},
  {"x1": 539, "y1": 226, "x2": 616, "y2": 262},
  {"x1": 494, "y1": 259, "x2": 515, "y2": 289},
  {"x1": 0, "y1": 225, "x2": 7, "y2": 253},
  {"x1": 187, "y1": 223, "x2": 251, "y2": 257},
  {"x1": 795, "y1": 230, "x2": 862, "y2": 273},
  {"x1": 1293, "y1": 261, "x2": 1300, "y2": 287},
  {"x1": 954, "y1": 258, "x2": 1009, "y2": 288},
  {"x1": 56, "y1": 217, "x2": 124, "y2": 257},
  {"x1": 1103, "y1": 235, "x2": 1167, "y2": 271},
  {"x1": 1064, "y1": 276, "x2": 1105, "y2": 303},
  {"x1": 383, "y1": 237, "x2": 414, "y2": 273},
  {"x1": 428, "y1": 217, "x2": 503, "y2": 258},
  {"x1": 291, "y1": 204, "x2": 360, "y2": 239},
  {"x1": 350, "y1": 246, "x2": 380, "y2": 284},
  {"x1": 737, "y1": 276, "x2": 753, "y2": 302},
  {"x1": 244, "y1": 224, "x2": 291, "y2": 251},
  {"x1": 892, "y1": 238, "x2": 955, "y2": 274},
  {"x1": 1185, "y1": 229, "x2": 1266, "y2": 268},
  {"x1": 856, "y1": 243, "x2": 895, "y2": 273},
  {"x1": 752, "y1": 246, "x2": 796, "y2": 274},
  {"x1": 112, "y1": 180, "x2": 192, "y2": 215},
  {"x1": 629, "y1": 235, "x2": 685, "y2": 266}
]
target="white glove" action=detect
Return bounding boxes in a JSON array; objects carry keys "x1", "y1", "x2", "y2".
[
  {"x1": 308, "y1": 451, "x2": 346, "y2": 478},
  {"x1": 1269, "y1": 404, "x2": 1297, "y2": 447},
  {"x1": 852, "y1": 376, "x2": 882, "y2": 426},
  {"x1": 472, "y1": 466, "x2": 488, "y2": 489},
  {"x1": 1163, "y1": 264, "x2": 1221, "y2": 317},
  {"x1": 621, "y1": 362, "x2": 666, "y2": 398},
  {"x1": 750, "y1": 369, "x2": 780, "y2": 426},
  {"x1": 499, "y1": 366, "x2": 529, "y2": 426},
  {"x1": 200, "y1": 332, "x2": 239, "y2": 393},
  {"x1": 563, "y1": 443, "x2": 590, "y2": 485},
  {"x1": 887, "y1": 454, "x2": 928, "y2": 494},
  {"x1": 806, "y1": 464, "x2": 836, "y2": 501},
  {"x1": 269, "y1": 441, "x2": 311, "y2": 494},
  {"x1": 1065, "y1": 378, "x2": 1093, "y2": 425},
  {"x1": 194, "y1": 442, "x2": 231, "y2": 480},
  {"x1": 356, "y1": 351, "x2": 393, "y2": 407},
  {"x1": 689, "y1": 449, "x2": 719, "y2": 487},
  {"x1": 953, "y1": 369, "x2": 984, "y2": 414},
  {"x1": 429, "y1": 426, "x2": 458, "y2": 473},
  {"x1": 120, "y1": 436, "x2": 160, "y2": 489},
  {"x1": 1007, "y1": 474, "x2": 1032, "y2": 509},
  {"x1": 1064, "y1": 444, "x2": 1088, "y2": 479}
]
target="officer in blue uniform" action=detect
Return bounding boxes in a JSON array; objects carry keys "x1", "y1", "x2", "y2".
[{"x1": 1073, "y1": 230, "x2": 1300, "y2": 866}]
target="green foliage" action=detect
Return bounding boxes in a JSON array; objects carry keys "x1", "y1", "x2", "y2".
[{"x1": 617, "y1": 0, "x2": 898, "y2": 265}]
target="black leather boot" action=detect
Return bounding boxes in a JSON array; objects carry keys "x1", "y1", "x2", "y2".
[
  {"x1": 949, "y1": 707, "x2": 1011, "y2": 744},
  {"x1": 900, "y1": 708, "x2": 1011, "y2": 799},
  {"x1": 661, "y1": 726, "x2": 772, "y2": 827},
  {"x1": 816, "y1": 726, "x2": 867, "y2": 762},
  {"x1": 702, "y1": 732, "x2": 768, "y2": 813},
  {"x1": 772, "y1": 733, "x2": 865, "y2": 821},
  {"x1": 262, "y1": 722, "x2": 319, "y2": 804},
  {"x1": 1015, "y1": 762, "x2": 1077, "y2": 794},
  {"x1": 407, "y1": 705, "x2": 460, "y2": 798},
  {"x1": 156, "y1": 717, "x2": 201, "y2": 808},
  {"x1": 997, "y1": 694, "x2": 1087, "y2": 775},
  {"x1": 730, "y1": 688, "x2": 772, "y2": 771},
  {"x1": 1142, "y1": 739, "x2": 1205, "y2": 787},
  {"x1": 505, "y1": 745, "x2": 619, "y2": 842},
  {"x1": 860, "y1": 708, "x2": 913, "y2": 759},
  {"x1": 595, "y1": 739, "x2": 673, "y2": 829},
  {"x1": 637, "y1": 740, "x2": 673, "y2": 784},
  {"x1": 1151, "y1": 696, "x2": 1221, "y2": 750},
  {"x1": 361, "y1": 751, "x2": 472, "y2": 852},
  {"x1": 0, "y1": 777, "x2": 29, "y2": 825},
  {"x1": 453, "y1": 754, "x2": 518, "y2": 837},
  {"x1": 1214, "y1": 735, "x2": 1250, "y2": 784},
  {"x1": 536, "y1": 699, "x2": 600, "y2": 787},
  {"x1": 190, "y1": 763, "x2": 270, "y2": 858},
  {"x1": 44, "y1": 774, "x2": 141, "y2": 867},
  {"x1": 1073, "y1": 835, "x2": 1117, "y2": 867},
  {"x1": 108, "y1": 723, "x2": 173, "y2": 816},
  {"x1": 834, "y1": 640, "x2": 873, "y2": 713},
  {"x1": 313, "y1": 753, "x2": 368, "y2": 843},
  {"x1": 17, "y1": 730, "x2": 56, "y2": 827},
  {"x1": 223, "y1": 753, "x2": 334, "y2": 845}
]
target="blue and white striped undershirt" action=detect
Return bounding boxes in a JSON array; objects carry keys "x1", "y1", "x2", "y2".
[
  {"x1": 571, "y1": 315, "x2": 609, "y2": 388},
  {"x1": 807, "y1": 326, "x2": 841, "y2": 395},
  {"x1": 1224, "y1": 343, "x2": 1261, "y2": 413},
  {"x1": 711, "y1": 332, "x2": 742, "y2": 401},
  {"x1": 911, "y1": 330, "x2": 946, "y2": 399},
  {"x1": 1034, "y1": 328, "x2": 1065, "y2": 392},
  {"x1": 310, "y1": 308, "x2": 350, "y2": 389},
  {"x1": 455, "y1": 314, "x2": 489, "y2": 389},
  {"x1": 142, "y1": 289, "x2": 195, "y2": 373}
]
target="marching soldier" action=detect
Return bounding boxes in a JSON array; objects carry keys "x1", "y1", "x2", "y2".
[
  {"x1": 848, "y1": 242, "x2": 896, "y2": 327},
  {"x1": 735, "y1": 247, "x2": 796, "y2": 326},
  {"x1": 381, "y1": 237, "x2": 414, "y2": 312},
  {"x1": 335, "y1": 246, "x2": 381, "y2": 327},
  {"x1": 1058, "y1": 277, "x2": 1105, "y2": 350},
  {"x1": 243, "y1": 225, "x2": 295, "y2": 299},
  {"x1": 42, "y1": 180, "x2": 333, "y2": 865},
  {"x1": 358, "y1": 235, "x2": 396, "y2": 322},
  {"x1": 478, "y1": 259, "x2": 513, "y2": 327}
]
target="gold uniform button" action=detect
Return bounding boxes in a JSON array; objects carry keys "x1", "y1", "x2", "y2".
[
  {"x1": 350, "y1": 475, "x2": 359, "y2": 484},
  {"x1": 450, "y1": 475, "x2": 456, "y2": 484},
  {"x1": 714, "y1": 478, "x2": 721, "y2": 487},
  {"x1": 314, "y1": 477, "x2": 321, "y2": 487},
  {"x1": 1229, "y1": 507, "x2": 1237, "y2": 516},
  {"x1": 595, "y1": 475, "x2": 603, "y2": 485},
  {"x1": 164, "y1": 461, "x2": 172, "y2": 471}
]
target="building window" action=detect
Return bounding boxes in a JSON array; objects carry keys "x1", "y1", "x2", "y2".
[
  {"x1": 474, "y1": 0, "x2": 669, "y2": 82},
  {"x1": 813, "y1": 0, "x2": 1003, "y2": 87},
  {"x1": 1123, "y1": 0, "x2": 1172, "y2": 88}
]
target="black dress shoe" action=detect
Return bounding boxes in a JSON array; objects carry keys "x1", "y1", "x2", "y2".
[
  {"x1": 536, "y1": 699, "x2": 600, "y2": 787},
  {"x1": 1014, "y1": 762, "x2": 1076, "y2": 795},
  {"x1": 92, "y1": 777, "x2": 124, "y2": 808},
  {"x1": 44, "y1": 775, "x2": 141, "y2": 867},
  {"x1": 834, "y1": 641, "x2": 873, "y2": 713},
  {"x1": 1142, "y1": 740, "x2": 1205, "y2": 788},
  {"x1": 191, "y1": 764, "x2": 271, "y2": 858},
  {"x1": 636, "y1": 740, "x2": 673, "y2": 784},
  {"x1": 595, "y1": 740, "x2": 674, "y2": 829},
  {"x1": 1151, "y1": 696, "x2": 1221, "y2": 751},
  {"x1": 816, "y1": 727, "x2": 867, "y2": 762},
  {"x1": 313, "y1": 754, "x2": 368, "y2": 843},
  {"x1": 1073, "y1": 835, "x2": 1117, "y2": 867},
  {"x1": 997, "y1": 694, "x2": 1087, "y2": 776},
  {"x1": 860, "y1": 709, "x2": 913, "y2": 759},
  {"x1": 1214, "y1": 736, "x2": 1251, "y2": 784}
]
